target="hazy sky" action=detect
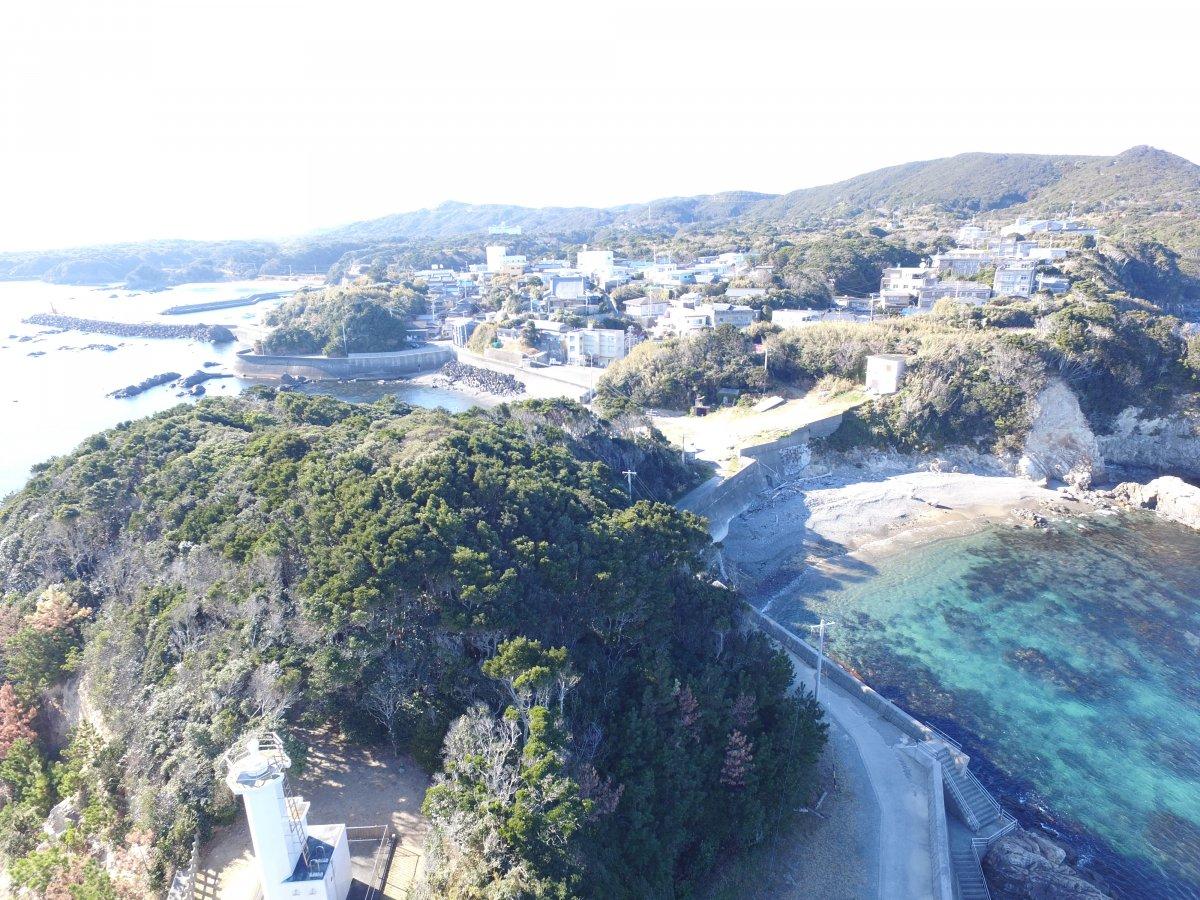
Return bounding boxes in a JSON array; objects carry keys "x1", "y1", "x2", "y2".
[{"x1": 1, "y1": 0, "x2": 1196, "y2": 251}]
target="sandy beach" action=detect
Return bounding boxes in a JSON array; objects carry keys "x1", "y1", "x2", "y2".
[{"x1": 720, "y1": 449, "x2": 1093, "y2": 604}]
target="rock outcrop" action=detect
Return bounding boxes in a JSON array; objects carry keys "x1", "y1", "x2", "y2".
[
  {"x1": 1110, "y1": 476, "x2": 1200, "y2": 530},
  {"x1": 984, "y1": 829, "x2": 1111, "y2": 899},
  {"x1": 1098, "y1": 407, "x2": 1200, "y2": 480},
  {"x1": 1018, "y1": 379, "x2": 1104, "y2": 489}
]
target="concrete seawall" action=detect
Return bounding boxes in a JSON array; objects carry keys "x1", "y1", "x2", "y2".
[
  {"x1": 744, "y1": 603, "x2": 940, "y2": 746},
  {"x1": 677, "y1": 411, "x2": 844, "y2": 540},
  {"x1": 233, "y1": 346, "x2": 453, "y2": 380}
]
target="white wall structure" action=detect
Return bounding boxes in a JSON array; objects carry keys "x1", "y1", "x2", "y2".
[
  {"x1": 486, "y1": 245, "x2": 508, "y2": 273},
  {"x1": 865, "y1": 354, "x2": 906, "y2": 394},
  {"x1": 576, "y1": 248, "x2": 615, "y2": 282},
  {"x1": 224, "y1": 734, "x2": 352, "y2": 900}
]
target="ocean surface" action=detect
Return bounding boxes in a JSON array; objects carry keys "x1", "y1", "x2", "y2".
[
  {"x1": 0, "y1": 279, "x2": 477, "y2": 498},
  {"x1": 768, "y1": 513, "x2": 1200, "y2": 898}
]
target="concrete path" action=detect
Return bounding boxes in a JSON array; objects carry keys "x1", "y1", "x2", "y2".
[{"x1": 785, "y1": 650, "x2": 937, "y2": 900}]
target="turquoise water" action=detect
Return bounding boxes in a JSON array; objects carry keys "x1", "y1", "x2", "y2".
[{"x1": 768, "y1": 514, "x2": 1200, "y2": 898}]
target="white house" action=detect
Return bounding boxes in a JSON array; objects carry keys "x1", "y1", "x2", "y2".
[
  {"x1": 561, "y1": 327, "x2": 631, "y2": 367},
  {"x1": 576, "y1": 249, "x2": 616, "y2": 282},
  {"x1": 486, "y1": 245, "x2": 527, "y2": 273},
  {"x1": 624, "y1": 296, "x2": 668, "y2": 326},
  {"x1": 956, "y1": 224, "x2": 990, "y2": 247},
  {"x1": 880, "y1": 265, "x2": 939, "y2": 295}
]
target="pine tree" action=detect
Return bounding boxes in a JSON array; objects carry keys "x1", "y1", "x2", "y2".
[
  {"x1": 720, "y1": 730, "x2": 754, "y2": 790},
  {"x1": 0, "y1": 683, "x2": 37, "y2": 757}
]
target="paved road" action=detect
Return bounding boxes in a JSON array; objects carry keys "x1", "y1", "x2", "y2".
[{"x1": 785, "y1": 650, "x2": 938, "y2": 900}]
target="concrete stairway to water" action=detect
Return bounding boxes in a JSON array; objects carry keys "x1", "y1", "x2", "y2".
[
  {"x1": 951, "y1": 848, "x2": 991, "y2": 900},
  {"x1": 927, "y1": 743, "x2": 1002, "y2": 832}
]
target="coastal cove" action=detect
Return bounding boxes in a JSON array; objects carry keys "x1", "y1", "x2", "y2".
[
  {"x1": 723, "y1": 470, "x2": 1200, "y2": 899},
  {"x1": 0, "y1": 280, "x2": 480, "y2": 497}
]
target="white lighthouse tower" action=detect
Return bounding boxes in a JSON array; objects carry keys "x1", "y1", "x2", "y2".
[{"x1": 224, "y1": 733, "x2": 351, "y2": 900}]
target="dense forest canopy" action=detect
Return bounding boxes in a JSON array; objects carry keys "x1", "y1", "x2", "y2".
[
  {"x1": 0, "y1": 393, "x2": 825, "y2": 897},
  {"x1": 257, "y1": 278, "x2": 430, "y2": 355}
]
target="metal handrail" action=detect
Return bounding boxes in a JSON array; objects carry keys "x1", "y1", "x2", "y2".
[
  {"x1": 925, "y1": 724, "x2": 963, "y2": 751},
  {"x1": 968, "y1": 837, "x2": 995, "y2": 900},
  {"x1": 960, "y1": 765, "x2": 1003, "y2": 825}
]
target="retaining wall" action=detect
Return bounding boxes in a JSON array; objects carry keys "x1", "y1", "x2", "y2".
[
  {"x1": 450, "y1": 348, "x2": 596, "y2": 401},
  {"x1": 679, "y1": 410, "x2": 845, "y2": 539},
  {"x1": 233, "y1": 346, "x2": 453, "y2": 380}
]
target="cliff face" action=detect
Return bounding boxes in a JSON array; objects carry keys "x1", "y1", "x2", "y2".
[
  {"x1": 1018, "y1": 379, "x2": 1104, "y2": 488},
  {"x1": 1097, "y1": 407, "x2": 1200, "y2": 479}
]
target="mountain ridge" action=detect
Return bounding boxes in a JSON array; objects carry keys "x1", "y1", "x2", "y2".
[{"x1": 314, "y1": 146, "x2": 1199, "y2": 243}]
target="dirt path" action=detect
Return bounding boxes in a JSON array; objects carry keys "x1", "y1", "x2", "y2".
[{"x1": 193, "y1": 732, "x2": 430, "y2": 900}]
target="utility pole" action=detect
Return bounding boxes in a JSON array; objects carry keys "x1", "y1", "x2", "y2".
[
  {"x1": 805, "y1": 620, "x2": 838, "y2": 701},
  {"x1": 680, "y1": 436, "x2": 688, "y2": 466},
  {"x1": 622, "y1": 469, "x2": 636, "y2": 501}
]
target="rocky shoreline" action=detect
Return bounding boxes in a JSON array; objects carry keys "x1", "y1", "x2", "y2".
[
  {"x1": 108, "y1": 369, "x2": 233, "y2": 399},
  {"x1": 23, "y1": 313, "x2": 235, "y2": 344},
  {"x1": 985, "y1": 828, "x2": 1112, "y2": 899}
]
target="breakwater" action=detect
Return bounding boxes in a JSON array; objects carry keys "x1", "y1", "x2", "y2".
[
  {"x1": 160, "y1": 288, "x2": 303, "y2": 316},
  {"x1": 23, "y1": 314, "x2": 235, "y2": 343},
  {"x1": 234, "y1": 345, "x2": 453, "y2": 379}
]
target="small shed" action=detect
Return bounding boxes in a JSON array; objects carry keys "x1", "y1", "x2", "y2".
[{"x1": 865, "y1": 354, "x2": 906, "y2": 395}]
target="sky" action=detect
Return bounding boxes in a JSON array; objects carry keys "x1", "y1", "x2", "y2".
[{"x1": 1, "y1": 0, "x2": 1197, "y2": 251}]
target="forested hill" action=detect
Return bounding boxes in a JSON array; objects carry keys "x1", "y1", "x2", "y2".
[
  {"x1": 7, "y1": 147, "x2": 1199, "y2": 285},
  {"x1": 313, "y1": 191, "x2": 781, "y2": 242},
  {"x1": 0, "y1": 392, "x2": 825, "y2": 897},
  {"x1": 314, "y1": 145, "x2": 1200, "y2": 241},
  {"x1": 747, "y1": 151, "x2": 1098, "y2": 220}
]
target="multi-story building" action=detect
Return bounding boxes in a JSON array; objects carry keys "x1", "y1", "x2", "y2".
[
  {"x1": 880, "y1": 265, "x2": 939, "y2": 295},
  {"x1": 993, "y1": 264, "x2": 1037, "y2": 298},
  {"x1": 486, "y1": 245, "x2": 527, "y2": 273},
  {"x1": 561, "y1": 327, "x2": 632, "y2": 367}
]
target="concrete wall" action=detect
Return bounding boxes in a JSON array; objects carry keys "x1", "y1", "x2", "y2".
[
  {"x1": 902, "y1": 746, "x2": 956, "y2": 900},
  {"x1": 233, "y1": 346, "x2": 453, "y2": 380}
]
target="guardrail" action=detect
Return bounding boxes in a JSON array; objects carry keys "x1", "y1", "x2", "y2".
[{"x1": 166, "y1": 834, "x2": 200, "y2": 900}]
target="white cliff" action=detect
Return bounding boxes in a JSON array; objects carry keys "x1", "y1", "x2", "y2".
[{"x1": 1018, "y1": 379, "x2": 1104, "y2": 488}]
